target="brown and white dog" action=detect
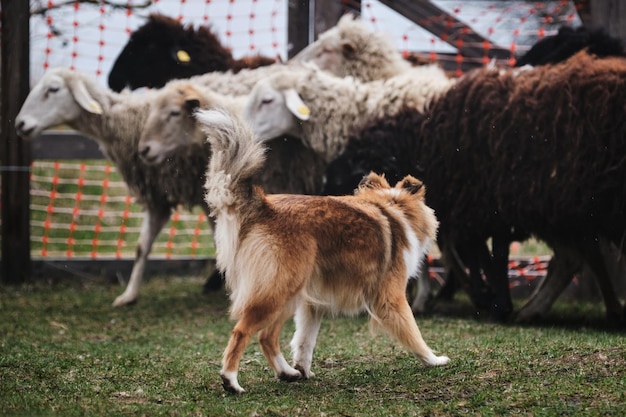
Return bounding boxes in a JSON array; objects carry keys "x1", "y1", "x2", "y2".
[{"x1": 197, "y1": 109, "x2": 449, "y2": 394}]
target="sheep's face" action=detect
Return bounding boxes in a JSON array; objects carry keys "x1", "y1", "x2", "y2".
[
  {"x1": 244, "y1": 79, "x2": 308, "y2": 142},
  {"x1": 292, "y1": 30, "x2": 349, "y2": 77},
  {"x1": 139, "y1": 89, "x2": 202, "y2": 165},
  {"x1": 15, "y1": 71, "x2": 87, "y2": 140}
]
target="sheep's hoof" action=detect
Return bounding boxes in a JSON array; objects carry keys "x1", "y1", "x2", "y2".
[
  {"x1": 203, "y1": 270, "x2": 224, "y2": 293},
  {"x1": 112, "y1": 295, "x2": 137, "y2": 308}
]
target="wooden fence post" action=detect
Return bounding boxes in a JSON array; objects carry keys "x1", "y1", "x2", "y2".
[
  {"x1": 288, "y1": 0, "x2": 362, "y2": 58},
  {"x1": 1, "y1": 0, "x2": 31, "y2": 284},
  {"x1": 288, "y1": 0, "x2": 311, "y2": 58},
  {"x1": 590, "y1": 0, "x2": 626, "y2": 45}
]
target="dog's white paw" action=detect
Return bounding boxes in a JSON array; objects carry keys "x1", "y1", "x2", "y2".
[
  {"x1": 278, "y1": 368, "x2": 302, "y2": 382},
  {"x1": 221, "y1": 371, "x2": 245, "y2": 394},
  {"x1": 429, "y1": 355, "x2": 450, "y2": 366},
  {"x1": 294, "y1": 364, "x2": 315, "y2": 379}
]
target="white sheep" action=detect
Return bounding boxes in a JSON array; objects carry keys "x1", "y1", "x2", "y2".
[
  {"x1": 243, "y1": 63, "x2": 455, "y2": 163},
  {"x1": 15, "y1": 67, "x2": 217, "y2": 307},
  {"x1": 138, "y1": 80, "x2": 247, "y2": 165},
  {"x1": 184, "y1": 13, "x2": 425, "y2": 96},
  {"x1": 138, "y1": 79, "x2": 326, "y2": 196},
  {"x1": 292, "y1": 13, "x2": 414, "y2": 81}
]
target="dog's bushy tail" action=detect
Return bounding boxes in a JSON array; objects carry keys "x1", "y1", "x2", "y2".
[{"x1": 196, "y1": 109, "x2": 266, "y2": 214}]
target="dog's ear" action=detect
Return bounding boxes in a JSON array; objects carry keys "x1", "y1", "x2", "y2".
[
  {"x1": 398, "y1": 175, "x2": 425, "y2": 198},
  {"x1": 357, "y1": 172, "x2": 390, "y2": 191}
]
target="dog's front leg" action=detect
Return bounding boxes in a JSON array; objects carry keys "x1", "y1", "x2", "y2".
[{"x1": 290, "y1": 304, "x2": 323, "y2": 379}]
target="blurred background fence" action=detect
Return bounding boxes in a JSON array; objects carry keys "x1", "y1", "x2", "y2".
[{"x1": 2, "y1": 0, "x2": 623, "y2": 284}]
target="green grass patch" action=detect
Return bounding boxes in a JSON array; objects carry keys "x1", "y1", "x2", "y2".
[{"x1": 1, "y1": 276, "x2": 625, "y2": 416}]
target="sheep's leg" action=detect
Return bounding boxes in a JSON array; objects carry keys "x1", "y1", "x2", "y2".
[
  {"x1": 258, "y1": 304, "x2": 301, "y2": 382},
  {"x1": 468, "y1": 240, "x2": 495, "y2": 310},
  {"x1": 583, "y1": 241, "x2": 624, "y2": 323},
  {"x1": 485, "y1": 231, "x2": 513, "y2": 322},
  {"x1": 291, "y1": 304, "x2": 323, "y2": 379},
  {"x1": 410, "y1": 258, "x2": 432, "y2": 314},
  {"x1": 436, "y1": 241, "x2": 492, "y2": 309},
  {"x1": 516, "y1": 244, "x2": 581, "y2": 323},
  {"x1": 113, "y1": 208, "x2": 171, "y2": 307},
  {"x1": 201, "y1": 214, "x2": 225, "y2": 292},
  {"x1": 434, "y1": 243, "x2": 468, "y2": 301}
]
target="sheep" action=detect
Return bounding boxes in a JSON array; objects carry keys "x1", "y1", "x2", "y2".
[
  {"x1": 15, "y1": 67, "x2": 219, "y2": 306},
  {"x1": 292, "y1": 14, "x2": 414, "y2": 82},
  {"x1": 243, "y1": 63, "x2": 454, "y2": 163},
  {"x1": 138, "y1": 79, "x2": 325, "y2": 196},
  {"x1": 186, "y1": 13, "x2": 435, "y2": 97},
  {"x1": 515, "y1": 25, "x2": 625, "y2": 67},
  {"x1": 108, "y1": 13, "x2": 276, "y2": 92},
  {"x1": 133, "y1": 15, "x2": 450, "y2": 309},
  {"x1": 138, "y1": 81, "x2": 247, "y2": 165},
  {"x1": 322, "y1": 52, "x2": 626, "y2": 322}
]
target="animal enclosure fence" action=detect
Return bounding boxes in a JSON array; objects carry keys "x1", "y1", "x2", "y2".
[{"x1": 2, "y1": 0, "x2": 588, "y2": 282}]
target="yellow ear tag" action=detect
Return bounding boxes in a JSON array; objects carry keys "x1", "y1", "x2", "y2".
[
  {"x1": 298, "y1": 105, "x2": 310, "y2": 117},
  {"x1": 90, "y1": 101, "x2": 103, "y2": 114},
  {"x1": 177, "y1": 50, "x2": 191, "y2": 63}
]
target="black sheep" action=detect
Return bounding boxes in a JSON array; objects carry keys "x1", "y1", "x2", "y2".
[
  {"x1": 324, "y1": 52, "x2": 626, "y2": 322},
  {"x1": 108, "y1": 14, "x2": 276, "y2": 92},
  {"x1": 515, "y1": 25, "x2": 625, "y2": 67}
]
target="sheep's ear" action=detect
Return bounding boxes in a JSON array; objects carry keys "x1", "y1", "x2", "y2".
[
  {"x1": 341, "y1": 41, "x2": 357, "y2": 57},
  {"x1": 69, "y1": 78, "x2": 103, "y2": 114},
  {"x1": 399, "y1": 175, "x2": 425, "y2": 197},
  {"x1": 284, "y1": 88, "x2": 310, "y2": 121},
  {"x1": 184, "y1": 98, "x2": 200, "y2": 113},
  {"x1": 358, "y1": 172, "x2": 390, "y2": 190}
]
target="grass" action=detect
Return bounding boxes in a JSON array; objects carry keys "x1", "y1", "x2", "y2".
[{"x1": 1, "y1": 275, "x2": 625, "y2": 416}]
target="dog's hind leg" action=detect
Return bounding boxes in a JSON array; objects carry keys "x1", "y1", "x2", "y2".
[
  {"x1": 291, "y1": 304, "x2": 323, "y2": 379},
  {"x1": 371, "y1": 290, "x2": 449, "y2": 367},
  {"x1": 221, "y1": 303, "x2": 294, "y2": 393},
  {"x1": 258, "y1": 303, "x2": 302, "y2": 382}
]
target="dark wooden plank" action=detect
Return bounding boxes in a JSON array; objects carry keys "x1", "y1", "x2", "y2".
[
  {"x1": 590, "y1": 0, "x2": 626, "y2": 45},
  {"x1": 33, "y1": 131, "x2": 106, "y2": 160},
  {"x1": 287, "y1": 0, "x2": 312, "y2": 58},
  {"x1": 27, "y1": 257, "x2": 212, "y2": 281},
  {"x1": 378, "y1": 0, "x2": 512, "y2": 61},
  {"x1": 1, "y1": 0, "x2": 31, "y2": 284},
  {"x1": 313, "y1": 0, "x2": 361, "y2": 38}
]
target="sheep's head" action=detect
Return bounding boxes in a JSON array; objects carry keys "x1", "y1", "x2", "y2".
[
  {"x1": 138, "y1": 82, "x2": 204, "y2": 164},
  {"x1": 15, "y1": 67, "x2": 103, "y2": 140},
  {"x1": 243, "y1": 73, "x2": 311, "y2": 142},
  {"x1": 108, "y1": 14, "x2": 233, "y2": 91},
  {"x1": 292, "y1": 14, "x2": 362, "y2": 77}
]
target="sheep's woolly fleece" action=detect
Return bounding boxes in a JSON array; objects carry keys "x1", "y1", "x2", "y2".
[
  {"x1": 325, "y1": 52, "x2": 626, "y2": 249},
  {"x1": 246, "y1": 64, "x2": 454, "y2": 162},
  {"x1": 185, "y1": 14, "x2": 436, "y2": 97}
]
